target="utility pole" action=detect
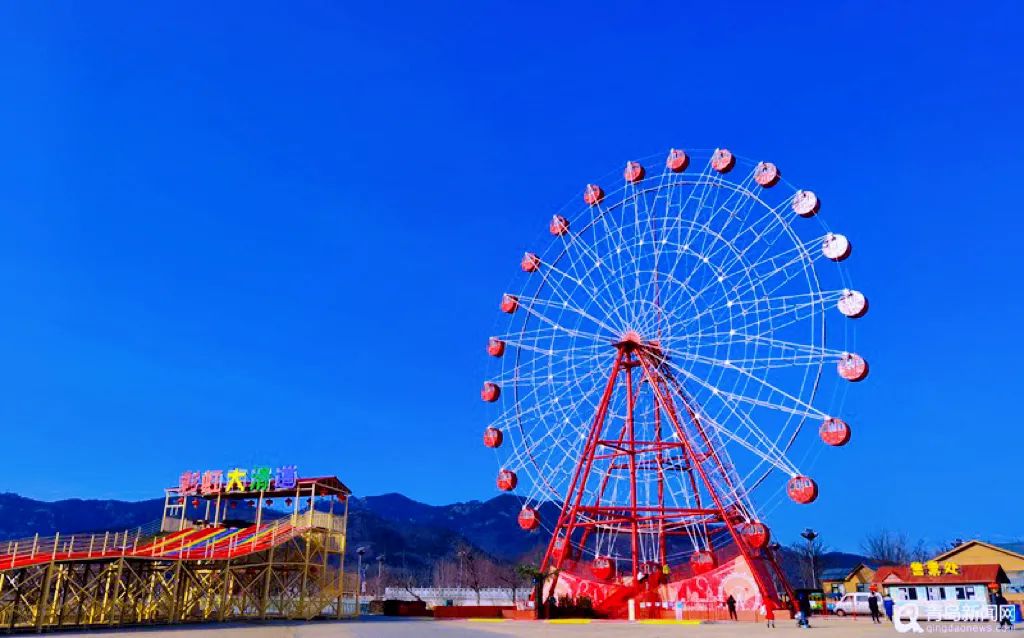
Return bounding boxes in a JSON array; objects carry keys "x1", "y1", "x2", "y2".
[{"x1": 801, "y1": 528, "x2": 819, "y2": 589}]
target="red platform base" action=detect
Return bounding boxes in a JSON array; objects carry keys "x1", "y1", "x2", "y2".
[
  {"x1": 433, "y1": 605, "x2": 514, "y2": 619},
  {"x1": 550, "y1": 553, "x2": 781, "y2": 619}
]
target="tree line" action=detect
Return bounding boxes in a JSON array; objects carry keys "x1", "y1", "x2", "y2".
[{"x1": 368, "y1": 530, "x2": 977, "y2": 594}]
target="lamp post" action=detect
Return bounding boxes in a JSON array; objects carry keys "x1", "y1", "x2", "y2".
[
  {"x1": 356, "y1": 547, "x2": 366, "y2": 607},
  {"x1": 801, "y1": 528, "x2": 819, "y2": 589},
  {"x1": 376, "y1": 554, "x2": 385, "y2": 601},
  {"x1": 765, "y1": 541, "x2": 789, "y2": 607},
  {"x1": 458, "y1": 547, "x2": 468, "y2": 589}
]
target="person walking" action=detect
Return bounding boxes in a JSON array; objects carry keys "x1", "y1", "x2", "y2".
[
  {"x1": 994, "y1": 592, "x2": 1014, "y2": 631},
  {"x1": 883, "y1": 594, "x2": 894, "y2": 623},
  {"x1": 868, "y1": 592, "x2": 882, "y2": 624},
  {"x1": 726, "y1": 594, "x2": 738, "y2": 620},
  {"x1": 798, "y1": 593, "x2": 812, "y2": 628},
  {"x1": 764, "y1": 604, "x2": 776, "y2": 629}
]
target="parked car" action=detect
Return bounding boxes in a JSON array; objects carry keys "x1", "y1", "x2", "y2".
[{"x1": 833, "y1": 592, "x2": 879, "y2": 616}]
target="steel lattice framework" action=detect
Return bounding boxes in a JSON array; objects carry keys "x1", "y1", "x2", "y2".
[{"x1": 0, "y1": 478, "x2": 359, "y2": 632}]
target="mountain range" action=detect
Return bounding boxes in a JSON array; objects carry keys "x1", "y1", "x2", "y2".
[{"x1": 0, "y1": 491, "x2": 868, "y2": 584}]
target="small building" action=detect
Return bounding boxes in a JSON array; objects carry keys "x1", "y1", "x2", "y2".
[
  {"x1": 821, "y1": 563, "x2": 877, "y2": 596},
  {"x1": 873, "y1": 564, "x2": 1009, "y2": 606},
  {"x1": 932, "y1": 541, "x2": 1024, "y2": 604}
]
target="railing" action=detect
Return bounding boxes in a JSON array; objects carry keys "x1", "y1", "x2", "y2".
[
  {"x1": 305, "y1": 510, "x2": 346, "y2": 533},
  {"x1": 0, "y1": 509, "x2": 347, "y2": 568},
  {"x1": 385, "y1": 587, "x2": 518, "y2": 607},
  {"x1": 219, "y1": 514, "x2": 301, "y2": 558},
  {"x1": 1, "y1": 520, "x2": 164, "y2": 569}
]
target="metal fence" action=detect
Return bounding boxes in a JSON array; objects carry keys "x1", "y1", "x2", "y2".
[{"x1": 384, "y1": 587, "x2": 521, "y2": 607}]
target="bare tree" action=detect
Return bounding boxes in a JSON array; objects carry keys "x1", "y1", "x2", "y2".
[
  {"x1": 788, "y1": 537, "x2": 829, "y2": 588},
  {"x1": 861, "y1": 529, "x2": 930, "y2": 565},
  {"x1": 453, "y1": 542, "x2": 489, "y2": 605},
  {"x1": 433, "y1": 543, "x2": 528, "y2": 605},
  {"x1": 381, "y1": 566, "x2": 423, "y2": 602},
  {"x1": 492, "y1": 562, "x2": 529, "y2": 604},
  {"x1": 431, "y1": 558, "x2": 458, "y2": 587}
]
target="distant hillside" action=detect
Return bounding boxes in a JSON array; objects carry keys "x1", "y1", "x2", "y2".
[
  {"x1": 0, "y1": 491, "x2": 872, "y2": 585},
  {"x1": 0, "y1": 491, "x2": 552, "y2": 571},
  {"x1": 348, "y1": 493, "x2": 556, "y2": 561},
  {"x1": 0, "y1": 493, "x2": 163, "y2": 539}
]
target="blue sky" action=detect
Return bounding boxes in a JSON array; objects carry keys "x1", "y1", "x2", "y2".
[{"x1": 0, "y1": 2, "x2": 1021, "y2": 551}]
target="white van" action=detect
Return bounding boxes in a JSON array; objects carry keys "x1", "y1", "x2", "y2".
[{"x1": 833, "y1": 592, "x2": 881, "y2": 616}]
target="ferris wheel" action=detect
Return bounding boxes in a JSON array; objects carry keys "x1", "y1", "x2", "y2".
[{"x1": 479, "y1": 147, "x2": 867, "y2": 601}]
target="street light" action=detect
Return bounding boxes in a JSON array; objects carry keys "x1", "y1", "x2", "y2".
[
  {"x1": 376, "y1": 554, "x2": 385, "y2": 601},
  {"x1": 764, "y1": 541, "x2": 789, "y2": 608},
  {"x1": 801, "y1": 528, "x2": 819, "y2": 589},
  {"x1": 356, "y1": 547, "x2": 366, "y2": 604},
  {"x1": 457, "y1": 548, "x2": 469, "y2": 589}
]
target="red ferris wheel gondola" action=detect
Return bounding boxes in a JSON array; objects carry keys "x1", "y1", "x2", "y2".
[
  {"x1": 822, "y1": 232, "x2": 852, "y2": 261},
  {"x1": 496, "y1": 469, "x2": 517, "y2": 492},
  {"x1": 551, "y1": 536, "x2": 571, "y2": 562},
  {"x1": 711, "y1": 148, "x2": 735, "y2": 173},
  {"x1": 583, "y1": 184, "x2": 604, "y2": 206},
  {"x1": 521, "y1": 252, "x2": 540, "y2": 273},
  {"x1": 517, "y1": 507, "x2": 540, "y2": 531},
  {"x1": 624, "y1": 161, "x2": 645, "y2": 183},
  {"x1": 837, "y1": 353, "x2": 869, "y2": 382},
  {"x1": 666, "y1": 148, "x2": 689, "y2": 172},
  {"x1": 592, "y1": 556, "x2": 614, "y2": 580},
  {"x1": 738, "y1": 521, "x2": 771, "y2": 550},
  {"x1": 500, "y1": 294, "x2": 518, "y2": 314},
  {"x1": 480, "y1": 382, "x2": 501, "y2": 402},
  {"x1": 819, "y1": 418, "x2": 851, "y2": 446},
  {"x1": 787, "y1": 476, "x2": 819, "y2": 504},
  {"x1": 549, "y1": 215, "x2": 570, "y2": 236},
  {"x1": 792, "y1": 190, "x2": 820, "y2": 217},
  {"x1": 754, "y1": 161, "x2": 781, "y2": 187},
  {"x1": 487, "y1": 337, "x2": 506, "y2": 357},
  {"x1": 482, "y1": 427, "x2": 503, "y2": 448},
  {"x1": 690, "y1": 551, "x2": 717, "y2": 574},
  {"x1": 838, "y1": 289, "x2": 868, "y2": 318}
]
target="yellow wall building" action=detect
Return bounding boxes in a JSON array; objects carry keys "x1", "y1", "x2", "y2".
[
  {"x1": 821, "y1": 563, "x2": 877, "y2": 596},
  {"x1": 932, "y1": 541, "x2": 1024, "y2": 603}
]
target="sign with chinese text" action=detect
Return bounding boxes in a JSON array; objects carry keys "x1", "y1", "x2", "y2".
[
  {"x1": 909, "y1": 561, "x2": 960, "y2": 577},
  {"x1": 178, "y1": 466, "x2": 299, "y2": 495}
]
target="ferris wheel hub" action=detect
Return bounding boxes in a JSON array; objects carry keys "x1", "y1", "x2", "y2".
[
  {"x1": 613, "y1": 330, "x2": 645, "y2": 350},
  {"x1": 612, "y1": 331, "x2": 667, "y2": 364}
]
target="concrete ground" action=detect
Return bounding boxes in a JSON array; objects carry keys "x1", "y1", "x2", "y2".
[{"x1": 73, "y1": 616, "x2": 1019, "y2": 638}]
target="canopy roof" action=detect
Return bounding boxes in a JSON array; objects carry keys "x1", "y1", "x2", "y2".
[{"x1": 173, "y1": 476, "x2": 351, "y2": 499}]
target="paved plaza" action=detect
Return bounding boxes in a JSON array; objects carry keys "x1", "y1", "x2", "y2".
[{"x1": 74, "y1": 616, "x2": 1018, "y2": 638}]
